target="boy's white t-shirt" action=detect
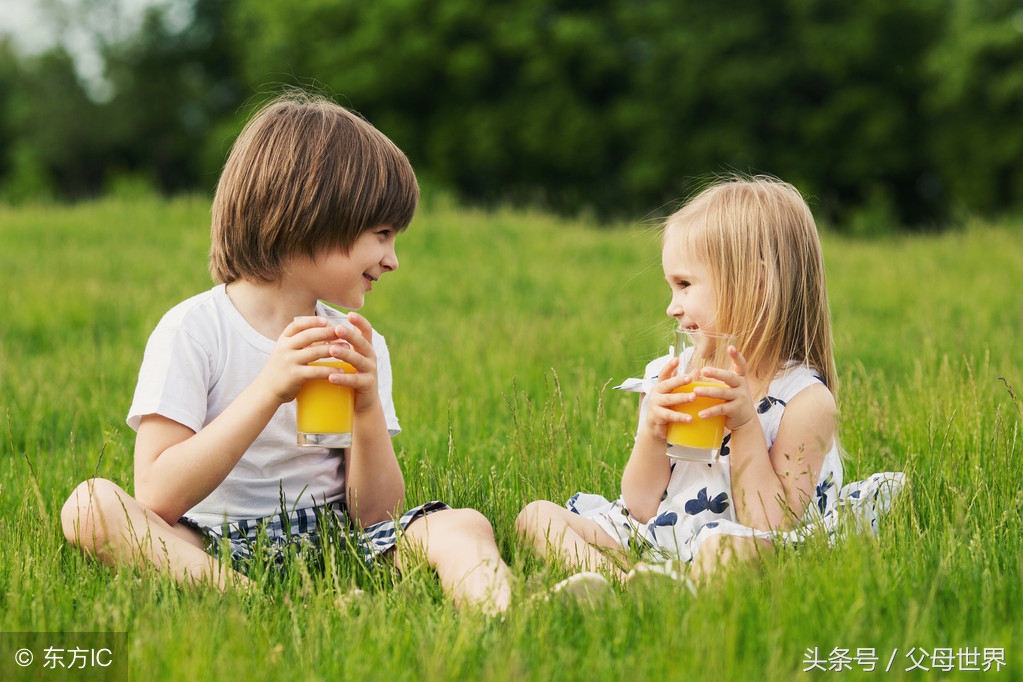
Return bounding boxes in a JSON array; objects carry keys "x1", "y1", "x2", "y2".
[{"x1": 127, "y1": 284, "x2": 400, "y2": 528}]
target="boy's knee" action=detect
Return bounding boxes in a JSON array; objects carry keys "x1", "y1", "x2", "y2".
[
  {"x1": 399, "y1": 508, "x2": 494, "y2": 566},
  {"x1": 409, "y1": 508, "x2": 497, "y2": 553},
  {"x1": 61, "y1": 478, "x2": 126, "y2": 550},
  {"x1": 442, "y1": 507, "x2": 495, "y2": 539}
]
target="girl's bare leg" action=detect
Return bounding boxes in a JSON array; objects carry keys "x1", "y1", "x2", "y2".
[
  {"x1": 689, "y1": 532, "x2": 769, "y2": 583},
  {"x1": 397, "y1": 508, "x2": 513, "y2": 615},
  {"x1": 515, "y1": 500, "x2": 624, "y2": 579},
  {"x1": 61, "y1": 478, "x2": 250, "y2": 590}
]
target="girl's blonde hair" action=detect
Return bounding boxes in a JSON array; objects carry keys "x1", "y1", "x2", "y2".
[
  {"x1": 209, "y1": 91, "x2": 419, "y2": 283},
  {"x1": 664, "y1": 175, "x2": 837, "y2": 398}
]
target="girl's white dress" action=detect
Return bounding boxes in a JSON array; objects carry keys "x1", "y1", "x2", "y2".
[{"x1": 567, "y1": 354, "x2": 903, "y2": 561}]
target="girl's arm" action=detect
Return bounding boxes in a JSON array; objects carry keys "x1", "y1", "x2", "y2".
[
  {"x1": 329, "y1": 313, "x2": 405, "y2": 527},
  {"x1": 134, "y1": 319, "x2": 354, "y2": 523},
  {"x1": 727, "y1": 382, "x2": 835, "y2": 530},
  {"x1": 699, "y1": 348, "x2": 836, "y2": 531},
  {"x1": 620, "y1": 357, "x2": 689, "y2": 522}
]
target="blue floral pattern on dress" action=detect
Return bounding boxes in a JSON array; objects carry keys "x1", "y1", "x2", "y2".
[
  {"x1": 757, "y1": 396, "x2": 786, "y2": 414},
  {"x1": 815, "y1": 471, "x2": 836, "y2": 513},
  {"x1": 684, "y1": 487, "x2": 730, "y2": 515},
  {"x1": 653, "y1": 511, "x2": 678, "y2": 527}
]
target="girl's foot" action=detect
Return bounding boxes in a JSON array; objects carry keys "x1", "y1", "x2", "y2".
[
  {"x1": 540, "y1": 571, "x2": 612, "y2": 608},
  {"x1": 626, "y1": 561, "x2": 697, "y2": 596}
]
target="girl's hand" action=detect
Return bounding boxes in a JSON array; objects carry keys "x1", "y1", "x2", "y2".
[
  {"x1": 691, "y1": 345, "x2": 757, "y2": 433},
  {"x1": 640, "y1": 356, "x2": 703, "y2": 441}
]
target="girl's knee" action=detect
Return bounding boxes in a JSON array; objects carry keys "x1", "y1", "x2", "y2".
[
  {"x1": 514, "y1": 499, "x2": 556, "y2": 538},
  {"x1": 691, "y1": 533, "x2": 765, "y2": 578}
]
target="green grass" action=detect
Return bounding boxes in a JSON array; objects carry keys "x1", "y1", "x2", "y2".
[{"x1": 1, "y1": 196, "x2": 1021, "y2": 680}]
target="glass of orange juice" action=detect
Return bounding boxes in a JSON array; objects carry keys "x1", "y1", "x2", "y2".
[
  {"x1": 296, "y1": 356, "x2": 356, "y2": 448},
  {"x1": 665, "y1": 327, "x2": 736, "y2": 463}
]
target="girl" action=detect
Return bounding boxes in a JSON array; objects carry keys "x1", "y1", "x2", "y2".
[{"x1": 516, "y1": 175, "x2": 846, "y2": 585}]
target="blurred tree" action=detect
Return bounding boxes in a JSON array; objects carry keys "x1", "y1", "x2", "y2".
[
  {"x1": 229, "y1": 0, "x2": 630, "y2": 215},
  {"x1": 771, "y1": 0, "x2": 945, "y2": 229},
  {"x1": 925, "y1": 0, "x2": 1023, "y2": 216},
  {"x1": 99, "y1": 0, "x2": 243, "y2": 194},
  {"x1": 0, "y1": 39, "x2": 18, "y2": 186},
  {"x1": 0, "y1": 0, "x2": 243, "y2": 201},
  {"x1": 228, "y1": 0, "x2": 950, "y2": 226},
  {"x1": 1, "y1": 47, "x2": 109, "y2": 201},
  {"x1": 3, "y1": 0, "x2": 1022, "y2": 229}
]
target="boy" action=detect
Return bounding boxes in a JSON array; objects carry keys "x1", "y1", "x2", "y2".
[{"x1": 61, "y1": 92, "x2": 512, "y2": 614}]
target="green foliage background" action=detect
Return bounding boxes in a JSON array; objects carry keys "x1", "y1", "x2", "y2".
[{"x1": 2, "y1": 0, "x2": 1023, "y2": 229}]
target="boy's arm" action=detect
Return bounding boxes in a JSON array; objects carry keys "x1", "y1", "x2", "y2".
[
  {"x1": 332, "y1": 313, "x2": 406, "y2": 527},
  {"x1": 134, "y1": 319, "x2": 351, "y2": 524},
  {"x1": 133, "y1": 371, "x2": 293, "y2": 522},
  {"x1": 345, "y1": 397, "x2": 405, "y2": 526}
]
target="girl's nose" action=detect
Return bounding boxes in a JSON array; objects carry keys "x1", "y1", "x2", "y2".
[{"x1": 666, "y1": 294, "x2": 683, "y2": 318}]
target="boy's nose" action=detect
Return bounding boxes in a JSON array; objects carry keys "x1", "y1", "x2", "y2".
[{"x1": 382, "y1": 248, "x2": 398, "y2": 272}]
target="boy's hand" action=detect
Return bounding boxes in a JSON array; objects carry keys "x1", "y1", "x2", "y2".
[
  {"x1": 261, "y1": 316, "x2": 357, "y2": 404},
  {"x1": 320, "y1": 312, "x2": 382, "y2": 413}
]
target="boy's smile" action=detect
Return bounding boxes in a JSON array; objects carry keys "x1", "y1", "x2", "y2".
[{"x1": 303, "y1": 225, "x2": 399, "y2": 310}]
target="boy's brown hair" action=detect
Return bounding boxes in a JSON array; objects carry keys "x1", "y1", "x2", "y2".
[{"x1": 209, "y1": 91, "x2": 419, "y2": 283}]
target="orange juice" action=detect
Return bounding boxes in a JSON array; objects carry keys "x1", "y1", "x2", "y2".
[
  {"x1": 296, "y1": 360, "x2": 355, "y2": 447},
  {"x1": 666, "y1": 379, "x2": 726, "y2": 460}
]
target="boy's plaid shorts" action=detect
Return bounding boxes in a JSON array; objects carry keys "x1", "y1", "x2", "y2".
[{"x1": 180, "y1": 499, "x2": 450, "y2": 572}]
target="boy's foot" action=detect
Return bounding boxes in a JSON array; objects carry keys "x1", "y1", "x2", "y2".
[
  {"x1": 544, "y1": 571, "x2": 613, "y2": 608},
  {"x1": 626, "y1": 561, "x2": 698, "y2": 596}
]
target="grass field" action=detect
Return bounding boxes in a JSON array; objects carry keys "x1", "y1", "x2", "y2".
[{"x1": 1, "y1": 195, "x2": 1021, "y2": 680}]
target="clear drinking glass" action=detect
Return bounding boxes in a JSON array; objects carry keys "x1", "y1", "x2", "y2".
[
  {"x1": 665, "y1": 328, "x2": 736, "y2": 463},
  {"x1": 295, "y1": 317, "x2": 356, "y2": 448}
]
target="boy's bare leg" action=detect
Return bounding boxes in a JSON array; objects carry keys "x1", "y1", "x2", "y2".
[
  {"x1": 61, "y1": 478, "x2": 251, "y2": 590},
  {"x1": 515, "y1": 500, "x2": 623, "y2": 578},
  {"x1": 398, "y1": 508, "x2": 513, "y2": 615}
]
